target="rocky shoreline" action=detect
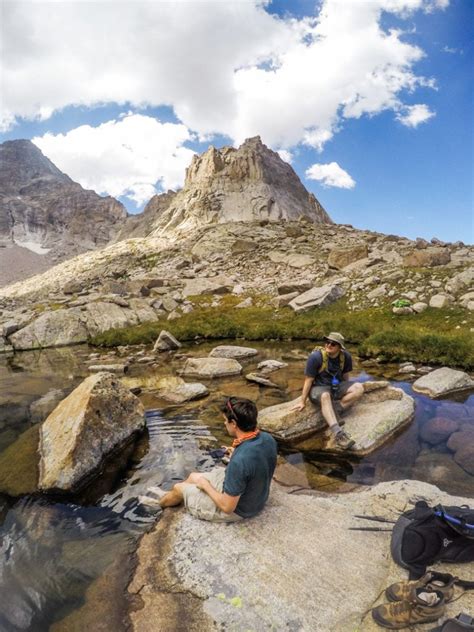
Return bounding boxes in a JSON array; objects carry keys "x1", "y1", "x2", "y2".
[{"x1": 126, "y1": 480, "x2": 474, "y2": 632}]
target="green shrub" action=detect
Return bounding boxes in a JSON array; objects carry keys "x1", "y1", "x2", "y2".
[{"x1": 90, "y1": 302, "x2": 473, "y2": 369}]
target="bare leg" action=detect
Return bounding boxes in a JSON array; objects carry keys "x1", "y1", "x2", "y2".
[
  {"x1": 340, "y1": 382, "x2": 364, "y2": 410},
  {"x1": 159, "y1": 472, "x2": 202, "y2": 508},
  {"x1": 320, "y1": 391, "x2": 339, "y2": 429}
]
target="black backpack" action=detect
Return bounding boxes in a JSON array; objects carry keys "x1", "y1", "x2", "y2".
[{"x1": 391, "y1": 501, "x2": 474, "y2": 580}]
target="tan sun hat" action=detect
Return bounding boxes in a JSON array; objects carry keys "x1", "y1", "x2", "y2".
[{"x1": 324, "y1": 332, "x2": 346, "y2": 349}]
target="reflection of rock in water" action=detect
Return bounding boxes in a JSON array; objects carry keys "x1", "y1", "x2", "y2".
[
  {"x1": 412, "y1": 450, "x2": 474, "y2": 498},
  {"x1": 0, "y1": 497, "x2": 138, "y2": 631}
]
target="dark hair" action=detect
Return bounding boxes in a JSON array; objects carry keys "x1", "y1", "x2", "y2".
[{"x1": 220, "y1": 397, "x2": 258, "y2": 431}]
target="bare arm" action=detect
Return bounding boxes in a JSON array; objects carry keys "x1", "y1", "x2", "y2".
[
  {"x1": 342, "y1": 372, "x2": 351, "y2": 381},
  {"x1": 292, "y1": 376, "x2": 314, "y2": 411},
  {"x1": 195, "y1": 475, "x2": 240, "y2": 514}
]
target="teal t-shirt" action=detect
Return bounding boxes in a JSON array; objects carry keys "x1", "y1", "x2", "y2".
[{"x1": 223, "y1": 431, "x2": 277, "y2": 518}]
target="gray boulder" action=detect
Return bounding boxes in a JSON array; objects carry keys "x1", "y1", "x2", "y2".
[
  {"x1": 257, "y1": 359, "x2": 288, "y2": 373},
  {"x1": 153, "y1": 330, "x2": 182, "y2": 352},
  {"x1": 39, "y1": 372, "x2": 145, "y2": 491},
  {"x1": 289, "y1": 284, "x2": 345, "y2": 313},
  {"x1": 182, "y1": 277, "x2": 233, "y2": 298},
  {"x1": 128, "y1": 480, "x2": 474, "y2": 632},
  {"x1": 429, "y1": 294, "x2": 453, "y2": 309},
  {"x1": 182, "y1": 357, "x2": 242, "y2": 378},
  {"x1": 413, "y1": 367, "x2": 474, "y2": 398},
  {"x1": 209, "y1": 345, "x2": 258, "y2": 359},
  {"x1": 9, "y1": 308, "x2": 88, "y2": 350},
  {"x1": 258, "y1": 385, "x2": 414, "y2": 455}
]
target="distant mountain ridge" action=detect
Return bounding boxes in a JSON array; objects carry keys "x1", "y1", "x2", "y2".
[{"x1": 0, "y1": 139, "x2": 127, "y2": 261}]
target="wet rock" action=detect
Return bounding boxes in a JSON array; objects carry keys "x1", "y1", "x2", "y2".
[
  {"x1": 182, "y1": 357, "x2": 242, "y2": 378},
  {"x1": 447, "y1": 425, "x2": 474, "y2": 452},
  {"x1": 419, "y1": 417, "x2": 460, "y2": 445},
  {"x1": 257, "y1": 359, "x2": 288, "y2": 373},
  {"x1": 153, "y1": 329, "x2": 181, "y2": 352},
  {"x1": 245, "y1": 373, "x2": 279, "y2": 388},
  {"x1": 412, "y1": 451, "x2": 474, "y2": 497},
  {"x1": 453, "y1": 444, "x2": 474, "y2": 476},
  {"x1": 413, "y1": 367, "x2": 474, "y2": 398},
  {"x1": 209, "y1": 345, "x2": 258, "y2": 359},
  {"x1": 289, "y1": 284, "x2": 345, "y2": 313},
  {"x1": 88, "y1": 364, "x2": 128, "y2": 374},
  {"x1": 259, "y1": 386, "x2": 414, "y2": 455},
  {"x1": 399, "y1": 363, "x2": 416, "y2": 374},
  {"x1": 154, "y1": 376, "x2": 209, "y2": 404},
  {"x1": 39, "y1": 372, "x2": 145, "y2": 492}
]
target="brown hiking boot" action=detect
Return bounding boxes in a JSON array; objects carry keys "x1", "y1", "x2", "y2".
[
  {"x1": 385, "y1": 571, "x2": 457, "y2": 603},
  {"x1": 372, "y1": 588, "x2": 446, "y2": 629},
  {"x1": 335, "y1": 429, "x2": 355, "y2": 450}
]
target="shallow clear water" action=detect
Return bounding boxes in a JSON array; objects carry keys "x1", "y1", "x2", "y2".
[{"x1": 0, "y1": 341, "x2": 472, "y2": 630}]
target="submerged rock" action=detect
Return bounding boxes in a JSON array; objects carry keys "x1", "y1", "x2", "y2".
[
  {"x1": 182, "y1": 357, "x2": 242, "y2": 378},
  {"x1": 412, "y1": 367, "x2": 474, "y2": 398},
  {"x1": 209, "y1": 345, "x2": 258, "y2": 359},
  {"x1": 154, "y1": 376, "x2": 209, "y2": 404},
  {"x1": 39, "y1": 372, "x2": 145, "y2": 492}
]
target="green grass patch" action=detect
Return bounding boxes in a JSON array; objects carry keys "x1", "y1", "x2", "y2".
[{"x1": 90, "y1": 301, "x2": 474, "y2": 369}]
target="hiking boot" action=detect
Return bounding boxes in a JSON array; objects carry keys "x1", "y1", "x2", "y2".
[
  {"x1": 385, "y1": 571, "x2": 457, "y2": 603},
  {"x1": 372, "y1": 588, "x2": 446, "y2": 629},
  {"x1": 335, "y1": 429, "x2": 355, "y2": 450}
]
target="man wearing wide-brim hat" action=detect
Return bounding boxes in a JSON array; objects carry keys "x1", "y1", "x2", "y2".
[{"x1": 294, "y1": 332, "x2": 364, "y2": 449}]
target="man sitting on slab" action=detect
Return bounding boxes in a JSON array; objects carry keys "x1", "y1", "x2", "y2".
[
  {"x1": 294, "y1": 331, "x2": 364, "y2": 449},
  {"x1": 152, "y1": 397, "x2": 277, "y2": 522}
]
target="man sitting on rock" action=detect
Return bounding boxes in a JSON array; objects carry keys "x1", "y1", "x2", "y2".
[
  {"x1": 153, "y1": 397, "x2": 277, "y2": 522},
  {"x1": 294, "y1": 332, "x2": 364, "y2": 449}
]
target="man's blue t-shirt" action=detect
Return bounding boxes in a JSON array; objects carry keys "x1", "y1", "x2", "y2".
[
  {"x1": 223, "y1": 432, "x2": 277, "y2": 518},
  {"x1": 305, "y1": 349, "x2": 352, "y2": 386}
]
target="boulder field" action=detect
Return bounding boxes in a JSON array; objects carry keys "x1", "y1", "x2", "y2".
[{"x1": 126, "y1": 479, "x2": 474, "y2": 632}]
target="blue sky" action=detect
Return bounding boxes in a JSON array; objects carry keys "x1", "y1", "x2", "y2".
[{"x1": 1, "y1": 0, "x2": 472, "y2": 243}]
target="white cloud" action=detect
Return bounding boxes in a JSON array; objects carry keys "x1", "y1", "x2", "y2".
[
  {"x1": 277, "y1": 149, "x2": 293, "y2": 163},
  {"x1": 306, "y1": 162, "x2": 356, "y2": 189},
  {"x1": 33, "y1": 115, "x2": 195, "y2": 205},
  {"x1": 2, "y1": 0, "x2": 444, "y2": 155},
  {"x1": 396, "y1": 103, "x2": 435, "y2": 127}
]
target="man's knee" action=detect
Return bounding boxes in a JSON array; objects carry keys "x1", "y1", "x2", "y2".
[
  {"x1": 320, "y1": 391, "x2": 331, "y2": 404},
  {"x1": 185, "y1": 472, "x2": 201, "y2": 485},
  {"x1": 349, "y1": 382, "x2": 364, "y2": 398}
]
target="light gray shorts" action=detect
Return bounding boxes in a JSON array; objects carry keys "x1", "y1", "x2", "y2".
[{"x1": 182, "y1": 467, "x2": 243, "y2": 523}]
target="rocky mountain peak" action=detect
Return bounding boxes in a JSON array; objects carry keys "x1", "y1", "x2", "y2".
[
  {"x1": 0, "y1": 139, "x2": 127, "y2": 285},
  {"x1": 0, "y1": 140, "x2": 71, "y2": 195},
  {"x1": 127, "y1": 136, "x2": 331, "y2": 238}
]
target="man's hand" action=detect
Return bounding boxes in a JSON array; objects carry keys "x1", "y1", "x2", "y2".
[
  {"x1": 194, "y1": 474, "x2": 210, "y2": 491},
  {"x1": 221, "y1": 445, "x2": 234, "y2": 457},
  {"x1": 291, "y1": 399, "x2": 306, "y2": 412}
]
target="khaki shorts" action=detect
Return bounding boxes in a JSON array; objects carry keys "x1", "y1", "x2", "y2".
[{"x1": 182, "y1": 468, "x2": 243, "y2": 523}]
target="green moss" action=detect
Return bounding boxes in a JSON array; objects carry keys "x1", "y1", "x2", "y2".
[{"x1": 90, "y1": 302, "x2": 474, "y2": 369}]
